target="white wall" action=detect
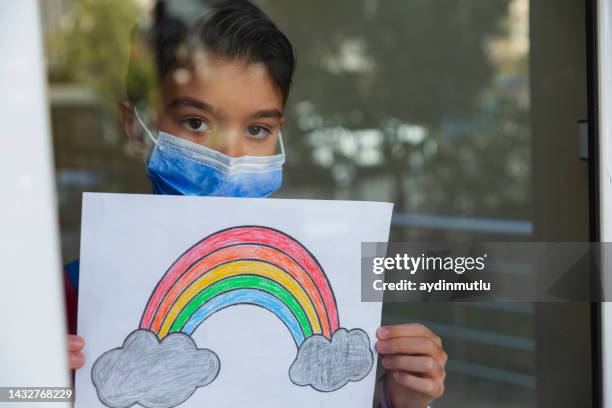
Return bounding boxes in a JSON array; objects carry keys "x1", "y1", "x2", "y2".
[{"x1": 0, "y1": 0, "x2": 70, "y2": 404}]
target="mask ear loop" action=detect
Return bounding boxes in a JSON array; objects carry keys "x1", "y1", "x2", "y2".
[
  {"x1": 278, "y1": 131, "x2": 286, "y2": 156},
  {"x1": 133, "y1": 107, "x2": 158, "y2": 146}
]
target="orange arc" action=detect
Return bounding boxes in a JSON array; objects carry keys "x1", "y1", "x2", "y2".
[{"x1": 149, "y1": 244, "x2": 331, "y2": 337}]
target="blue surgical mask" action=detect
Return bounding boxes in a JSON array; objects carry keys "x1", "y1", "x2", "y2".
[{"x1": 133, "y1": 108, "x2": 285, "y2": 197}]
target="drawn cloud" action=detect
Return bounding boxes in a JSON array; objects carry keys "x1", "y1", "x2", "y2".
[
  {"x1": 91, "y1": 329, "x2": 220, "y2": 408},
  {"x1": 289, "y1": 328, "x2": 374, "y2": 392}
]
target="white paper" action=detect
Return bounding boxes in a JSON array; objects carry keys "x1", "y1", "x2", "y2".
[{"x1": 75, "y1": 193, "x2": 393, "y2": 408}]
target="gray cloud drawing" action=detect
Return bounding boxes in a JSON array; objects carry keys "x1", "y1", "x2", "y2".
[
  {"x1": 91, "y1": 329, "x2": 220, "y2": 408},
  {"x1": 289, "y1": 328, "x2": 374, "y2": 392}
]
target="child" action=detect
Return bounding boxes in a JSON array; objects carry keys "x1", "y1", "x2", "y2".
[{"x1": 65, "y1": 1, "x2": 446, "y2": 406}]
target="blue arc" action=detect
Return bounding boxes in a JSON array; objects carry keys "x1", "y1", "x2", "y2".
[{"x1": 181, "y1": 288, "x2": 306, "y2": 345}]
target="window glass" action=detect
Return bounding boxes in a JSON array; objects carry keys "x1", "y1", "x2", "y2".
[{"x1": 41, "y1": 1, "x2": 592, "y2": 406}]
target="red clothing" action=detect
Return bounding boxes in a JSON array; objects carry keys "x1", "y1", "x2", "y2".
[{"x1": 63, "y1": 271, "x2": 78, "y2": 334}]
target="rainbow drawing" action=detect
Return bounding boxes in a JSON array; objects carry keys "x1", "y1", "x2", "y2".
[
  {"x1": 93, "y1": 224, "x2": 374, "y2": 404},
  {"x1": 140, "y1": 226, "x2": 340, "y2": 346}
]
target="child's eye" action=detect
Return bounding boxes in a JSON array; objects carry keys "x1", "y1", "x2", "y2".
[
  {"x1": 245, "y1": 125, "x2": 271, "y2": 140},
  {"x1": 181, "y1": 117, "x2": 209, "y2": 133}
]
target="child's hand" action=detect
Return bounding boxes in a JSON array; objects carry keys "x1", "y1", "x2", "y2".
[
  {"x1": 376, "y1": 324, "x2": 447, "y2": 408},
  {"x1": 68, "y1": 335, "x2": 85, "y2": 370}
]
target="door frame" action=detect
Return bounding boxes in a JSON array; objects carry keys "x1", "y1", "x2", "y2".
[{"x1": 595, "y1": 0, "x2": 612, "y2": 406}]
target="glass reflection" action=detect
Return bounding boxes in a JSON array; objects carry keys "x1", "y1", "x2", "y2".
[{"x1": 42, "y1": 1, "x2": 536, "y2": 406}]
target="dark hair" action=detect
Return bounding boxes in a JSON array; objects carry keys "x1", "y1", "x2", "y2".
[{"x1": 126, "y1": 0, "x2": 296, "y2": 106}]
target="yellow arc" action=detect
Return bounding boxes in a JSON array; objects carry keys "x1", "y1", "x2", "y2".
[{"x1": 158, "y1": 260, "x2": 323, "y2": 338}]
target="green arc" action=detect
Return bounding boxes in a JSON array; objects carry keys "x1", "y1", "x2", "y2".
[{"x1": 169, "y1": 274, "x2": 313, "y2": 337}]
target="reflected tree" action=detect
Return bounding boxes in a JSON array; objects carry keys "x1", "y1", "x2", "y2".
[{"x1": 257, "y1": 0, "x2": 528, "y2": 230}]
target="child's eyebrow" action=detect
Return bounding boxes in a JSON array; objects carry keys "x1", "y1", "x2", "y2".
[
  {"x1": 167, "y1": 97, "x2": 282, "y2": 121},
  {"x1": 249, "y1": 109, "x2": 283, "y2": 120},
  {"x1": 168, "y1": 97, "x2": 216, "y2": 113}
]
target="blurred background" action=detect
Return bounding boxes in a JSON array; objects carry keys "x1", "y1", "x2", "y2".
[{"x1": 39, "y1": 0, "x2": 594, "y2": 406}]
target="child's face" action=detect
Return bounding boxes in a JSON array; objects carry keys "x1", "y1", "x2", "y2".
[{"x1": 125, "y1": 51, "x2": 285, "y2": 158}]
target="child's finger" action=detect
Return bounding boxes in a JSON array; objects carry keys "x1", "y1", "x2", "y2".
[
  {"x1": 381, "y1": 355, "x2": 444, "y2": 378},
  {"x1": 68, "y1": 335, "x2": 84, "y2": 352},
  {"x1": 390, "y1": 370, "x2": 444, "y2": 399},
  {"x1": 376, "y1": 336, "x2": 444, "y2": 360},
  {"x1": 69, "y1": 351, "x2": 84, "y2": 369},
  {"x1": 377, "y1": 324, "x2": 442, "y2": 346}
]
